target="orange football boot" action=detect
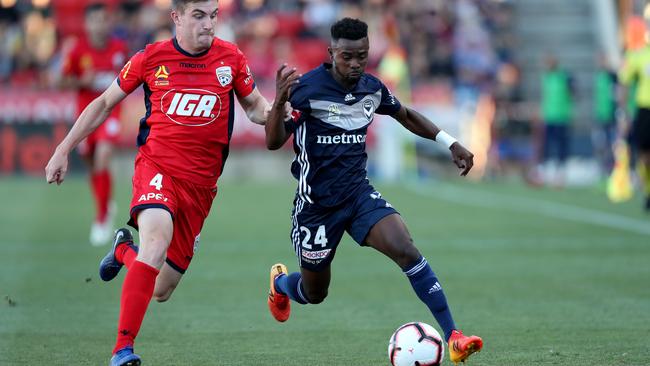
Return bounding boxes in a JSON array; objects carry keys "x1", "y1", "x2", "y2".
[
  {"x1": 448, "y1": 330, "x2": 483, "y2": 364},
  {"x1": 267, "y1": 263, "x2": 291, "y2": 322}
]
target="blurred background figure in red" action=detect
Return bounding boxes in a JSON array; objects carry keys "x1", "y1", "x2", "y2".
[{"x1": 59, "y1": 2, "x2": 128, "y2": 246}]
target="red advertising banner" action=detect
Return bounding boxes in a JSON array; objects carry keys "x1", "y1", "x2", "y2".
[
  {"x1": 0, "y1": 88, "x2": 268, "y2": 175},
  {"x1": 0, "y1": 90, "x2": 77, "y2": 124},
  {"x1": 0, "y1": 90, "x2": 78, "y2": 175}
]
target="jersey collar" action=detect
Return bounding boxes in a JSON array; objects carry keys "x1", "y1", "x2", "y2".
[
  {"x1": 322, "y1": 63, "x2": 363, "y2": 92},
  {"x1": 172, "y1": 37, "x2": 212, "y2": 58}
]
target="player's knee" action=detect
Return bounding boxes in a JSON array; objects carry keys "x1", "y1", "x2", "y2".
[
  {"x1": 137, "y1": 251, "x2": 166, "y2": 269},
  {"x1": 305, "y1": 289, "x2": 328, "y2": 304},
  {"x1": 395, "y1": 239, "x2": 421, "y2": 268},
  {"x1": 137, "y1": 239, "x2": 169, "y2": 268}
]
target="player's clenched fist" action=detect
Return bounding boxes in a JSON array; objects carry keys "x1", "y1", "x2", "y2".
[{"x1": 45, "y1": 150, "x2": 69, "y2": 185}]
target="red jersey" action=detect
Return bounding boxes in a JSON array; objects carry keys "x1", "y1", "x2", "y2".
[
  {"x1": 62, "y1": 37, "x2": 129, "y2": 114},
  {"x1": 117, "y1": 38, "x2": 256, "y2": 187}
]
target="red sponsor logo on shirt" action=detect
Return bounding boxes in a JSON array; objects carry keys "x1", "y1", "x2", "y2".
[{"x1": 161, "y1": 88, "x2": 222, "y2": 126}]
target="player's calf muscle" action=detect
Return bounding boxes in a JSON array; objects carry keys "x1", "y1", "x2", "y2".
[{"x1": 153, "y1": 286, "x2": 175, "y2": 302}]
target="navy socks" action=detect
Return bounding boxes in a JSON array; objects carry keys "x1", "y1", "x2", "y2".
[
  {"x1": 404, "y1": 256, "x2": 456, "y2": 341},
  {"x1": 275, "y1": 272, "x2": 309, "y2": 304}
]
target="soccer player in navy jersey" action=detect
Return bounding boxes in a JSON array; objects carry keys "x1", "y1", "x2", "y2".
[
  {"x1": 46, "y1": 1, "x2": 272, "y2": 365},
  {"x1": 265, "y1": 18, "x2": 483, "y2": 364}
]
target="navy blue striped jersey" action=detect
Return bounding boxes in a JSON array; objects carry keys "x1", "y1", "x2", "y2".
[{"x1": 285, "y1": 63, "x2": 402, "y2": 207}]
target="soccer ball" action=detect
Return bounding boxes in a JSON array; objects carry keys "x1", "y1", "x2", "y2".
[{"x1": 388, "y1": 322, "x2": 444, "y2": 366}]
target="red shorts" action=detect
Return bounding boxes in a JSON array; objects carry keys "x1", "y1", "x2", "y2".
[
  {"x1": 128, "y1": 155, "x2": 217, "y2": 273},
  {"x1": 77, "y1": 115, "x2": 121, "y2": 157}
]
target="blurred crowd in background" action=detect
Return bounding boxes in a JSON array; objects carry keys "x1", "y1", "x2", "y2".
[
  {"x1": 3, "y1": 0, "x2": 646, "y2": 196},
  {"x1": 0, "y1": 0, "x2": 515, "y2": 98}
]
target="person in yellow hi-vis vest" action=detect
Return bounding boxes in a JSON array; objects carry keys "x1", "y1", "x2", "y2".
[{"x1": 619, "y1": 33, "x2": 650, "y2": 212}]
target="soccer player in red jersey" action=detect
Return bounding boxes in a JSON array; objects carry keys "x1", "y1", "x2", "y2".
[
  {"x1": 61, "y1": 3, "x2": 129, "y2": 246},
  {"x1": 45, "y1": 1, "x2": 271, "y2": 364}
]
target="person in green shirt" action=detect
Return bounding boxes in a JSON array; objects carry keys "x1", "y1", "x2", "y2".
[
  {"x1": 592, "y1": 55, "x2": 617, "y2": 176},
  {"x1": 541, "y1": 54, "x2": 574, "y2": 186}
]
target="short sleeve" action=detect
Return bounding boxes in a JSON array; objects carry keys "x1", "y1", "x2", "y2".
[
  {"x1": 284, "y1": 81, "x2": 311, "y2": 134},
  {"x1": 375, "y1": 83, "x2": 402, "y2": 116},
  {"x1": 288, "y1": 81, "x2": 310, "y2": 111},
  {"x1": 117, "y1": 50, "x2": 145, "y2": 94},
  {"x1": 233, "y1": 49, "x2": 256, "y2": 98}
]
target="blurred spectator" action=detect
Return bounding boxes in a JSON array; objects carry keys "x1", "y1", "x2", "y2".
[
  {"x1": 0, "y1": 7, "x2": 20, "y2": 82},
  {"x1": 619, "y1": 11, "x2": 650, "y2": 211},
  {"x1": 592, "y1": 54, "x2": 618, "y2": 177},
  {"x1": 0, "y1": 8, "x2": 57, "y2": 88},
  {"x1": 0, "y1": 0, "x2": 513, "y2": 107},
  {"x1": 151, "y1": 25, "x2": 174, "y2": 43},
  {"x1": 301, "y1": 0, "x2": 340, "y2": 38},
  {"x1": 113, "y1": 1, "x2": 150, "y2": 55},
  {"x1": 540, "y1": 54, "x2": 575, "y2": 187},
  {"x1": 60, "y1": 3, "x2": 129, "y2": 246},
  {"x1": 488, "y1": 62, "x2": 542, "y2": 185},
  {"x1": 453, "y1": 0, "x2": 497, "y2": 103}
]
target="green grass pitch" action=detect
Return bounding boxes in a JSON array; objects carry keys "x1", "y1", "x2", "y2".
[{"x1": 1, "y1": 175, "x2": 649, "y2": 365}]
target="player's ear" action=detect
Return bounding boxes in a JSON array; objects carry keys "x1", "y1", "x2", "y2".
[
  {"x1": 170, "y1": 10, "x2": 181, "y2": 27},
  {"x1": 327, "y1": 46, "x2": 333, "y2": 60}
]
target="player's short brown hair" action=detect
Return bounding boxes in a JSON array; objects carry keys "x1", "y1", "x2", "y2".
[{"x1": 172, "y1": 0, "x2": 214, "y2": 13}]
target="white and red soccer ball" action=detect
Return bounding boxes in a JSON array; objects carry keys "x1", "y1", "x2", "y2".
[{"x1": 388, "y1": 322, "x2": 444, "y2": 366}]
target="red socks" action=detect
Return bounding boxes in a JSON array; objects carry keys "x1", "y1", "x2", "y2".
[
  {"x1": 115, "y1": 243, "x2": 138, "y2": 269},
  {"x1": 90, "y1": 170, "x2": 112, "y2": 222},
  {"x1": 112, "y1": 260, "x2": 159, "y2": 354}
]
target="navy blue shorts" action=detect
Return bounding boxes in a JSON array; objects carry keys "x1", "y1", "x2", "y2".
[{"x1": 290, "y1": 184, "x2": 398, "y2": 272}]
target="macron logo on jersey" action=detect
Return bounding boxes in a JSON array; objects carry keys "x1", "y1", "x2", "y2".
[{"x1": 162, "y1": 88, "x2": 222, "y2": 127}]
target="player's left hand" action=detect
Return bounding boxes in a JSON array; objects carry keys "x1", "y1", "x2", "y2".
[{"x1": 449, "y1": 142, "x2": 474, "y2": 176}]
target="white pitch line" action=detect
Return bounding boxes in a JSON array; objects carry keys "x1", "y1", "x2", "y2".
[{"x1": 407, "y1": 183, "x2": 650, "y2": 236}]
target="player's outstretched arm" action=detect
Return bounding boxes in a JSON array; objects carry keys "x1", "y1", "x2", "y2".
[
  {"x1": 238, "y1": 87, "x2": 271, "y2": 125},
  {"x1": 45, "y1": 80, "x2": 127, "y2": 185},
  {"x1": 266, "y1": 64, "x2": 300, "y2": 150},
  {"x1": 392, "y1": 106, "x2": 474, "y2": 176}
]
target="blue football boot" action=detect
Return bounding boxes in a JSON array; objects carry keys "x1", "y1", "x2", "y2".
[
  {"x1": 110, "y1": 347, "x2": 141, "y2": 366},
  {"x1": 99, "y1": 228, "x2": 138, "y2": 282}
]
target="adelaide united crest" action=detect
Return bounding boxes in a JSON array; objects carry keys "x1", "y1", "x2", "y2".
[{"x1": 215, "y1": 66, "x2": 232, "y2": 87}]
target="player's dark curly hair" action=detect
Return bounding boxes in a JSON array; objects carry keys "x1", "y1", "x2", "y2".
[{"x1": 330, "y1": 18, "x2": 368, "y2": 41}]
